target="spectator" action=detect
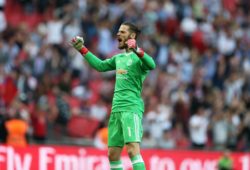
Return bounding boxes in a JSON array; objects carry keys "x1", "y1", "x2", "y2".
[
  {"x1": 172, "y1": 122, "x2": 190, "y2": 149},
  {"x1": 211, "y1": 110, "x2": 230, "y2": 150},
  {"x1": 141, "y1": 131, "x2": 157, "y2": 148},
  {"x1": 93, "y1": 126, "x2": 108, "y2": 150},
  {"x1": 224, "y1": 71, "x2": 244, "y2": 105},
  {"x1": 226, "y1": 103, "x2": 242, "y2": 150},
  {"x1": 97, "y1": 20, "x2": 114, "y2": 57},
  {"x1": 5, "y1": 112, "x2": 29, "y2": 147},
  {"x1": 89, "y1": 98, "x2": 108, "y2": 122},
  {"x1": 0, "y1": 112, "x2": 7, "y2": 143},
  {"x1": 217, "y1": 27, "x2": 236, "y2": 56},
  {"x1": 189, "y1": 105, "x2": 209, "y2": 149},
  {"x1": 158, "y1": 129, "x2": 176, "y2": 149},
  {"x1": 241, "y1": 111, "x2": 250, "y2": 150},
  {"x1": 46, "y1": 11, "x2": 64, "y2": 45},
  {"x1": 0, "y1": 0, "x2": 6, "y2": 33},
  {"x1": 31, "y1": 100, "x2": 48, "y2": 144},
  {"x1": 144, "y1": 97, "x2": 172, "y2": 140}
]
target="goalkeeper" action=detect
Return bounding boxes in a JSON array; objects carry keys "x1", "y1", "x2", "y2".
[{"x1": 71, "y1": 22, "x2": 156, "y2": 170}]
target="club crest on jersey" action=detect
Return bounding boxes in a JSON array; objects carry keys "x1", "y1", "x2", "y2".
[
  {"x1": 127, "y1": 59, "x2": 133, "y2": 66},
  {"x1": 117, "y1": 69, "x2": 128, "y2": 74}
]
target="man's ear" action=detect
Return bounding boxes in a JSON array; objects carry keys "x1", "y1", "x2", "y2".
[{"x1": 130, "y1": 33, "x2": 136, "y2": 39}]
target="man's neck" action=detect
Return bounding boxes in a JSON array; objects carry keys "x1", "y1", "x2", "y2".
[{"x1": 125, "y1": 48, "x2": 130, "y2": 52}]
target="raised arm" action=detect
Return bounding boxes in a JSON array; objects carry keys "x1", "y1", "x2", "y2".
[
  {"x1": 138, "y1": 52, "x2": 156, "y2": 71},
  {"x1": 71, "y1": 36, "x2": 116, "y2": 72},
  {"x1": 84, "y1": 51, "x2": 116, "y2": 72},
  {"x1": 127, "y1": 39, "x2": 156, "y2": 70}
]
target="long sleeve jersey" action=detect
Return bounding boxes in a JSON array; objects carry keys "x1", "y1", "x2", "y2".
[{"x1": 84, "y1": 51, "x2": 156, "y2": 114}]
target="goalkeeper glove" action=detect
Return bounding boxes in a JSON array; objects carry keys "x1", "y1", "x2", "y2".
[
  {"x1": 71, "y1": 36, "x2": 89, "y2": 55},
  {"x1": 127, "y1": 39, "x2": 144, "y2": 58}
]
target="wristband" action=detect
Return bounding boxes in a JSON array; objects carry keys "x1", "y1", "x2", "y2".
[
  {"x1": 137, "y1": 48, "x2": 144, "y2": 58},
  {"x1": 79, "y1": 47, "x2": 89, "y2": 55}
]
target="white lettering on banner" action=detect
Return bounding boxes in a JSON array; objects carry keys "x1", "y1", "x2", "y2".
[
  {"x1": 150, "y1": 156, "x2": 175, "y2": 170},
  {"x1": 240, "y1": 155, "x2": 250, "y2": 170},
  {"x1": 121, "y1": 156, "x2": 133, "y2": 170},
  {"x1": 203, "y1": 160, "x2": 217, "y2": 170},
  {"x1": 150, "y1": 155, "x2": 159, "y2": 169},
  {"x1": 159, "y1": 158, "x2": 175, "y2": 170},
  {"x1": 39, "y1": 147, "x2": 55, "y2": 170},
  {"x1": 86, "y1": 155, "x2": 99, "y2": 170},
  {"x1": 95, "y1": 156, "x2": 110, "y2": 170},
  {"x1": 0, "y1": 145, "x2": 249, "y2": 170},
  {"x1": 55, "y1": 155, "x2": 79, "y2": 170},
  {"x1": 39, "y1": 147, "x2": 111, "y2": 170},
  {"x1": 0, "y1": 146, "x2": 32, "y2": 170},
  {"x1": 14, "y1": 153, "x2": 32, "y2": 170},
  {"x1": 7, "y1": 146, "x2": 14, "y2": 170},
  {"x1": 180, "y1": 159, "x2": 217, "y2": 170},
  {"x1": 180, "y1": 159, "x2": 201, "y2": 170},
  {"x1": 78, "y1": 149, "x2": 87, "y2": 170}
]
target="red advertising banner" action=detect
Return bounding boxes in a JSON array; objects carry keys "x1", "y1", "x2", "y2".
[{"x1": 0, "y1": 145, "x2": 249, "y2": 170}]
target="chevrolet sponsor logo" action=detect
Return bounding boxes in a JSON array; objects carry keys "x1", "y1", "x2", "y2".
[{"x1": 116, "y1": 69, "x2": 128, "y2": 74}]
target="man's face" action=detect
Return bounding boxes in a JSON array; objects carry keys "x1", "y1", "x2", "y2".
[{"x1": 117, "y1": 25, "x2": 131, "y2": 49}]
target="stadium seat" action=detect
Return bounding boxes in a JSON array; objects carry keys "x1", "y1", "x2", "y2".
[{"x1": 67, "y1": 115, "x2": 100, "y2": 138}]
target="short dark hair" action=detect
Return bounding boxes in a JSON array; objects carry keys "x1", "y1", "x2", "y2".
[{"x1": 122, "y1": 22, "x2": 141, "y2": 38}]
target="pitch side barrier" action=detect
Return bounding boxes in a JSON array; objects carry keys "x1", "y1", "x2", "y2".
[{"x1": 0, "y1": 145, "x2": 249, "y2": 170}]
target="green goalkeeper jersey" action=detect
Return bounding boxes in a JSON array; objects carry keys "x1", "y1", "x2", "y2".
[{"x1": 84, "y1": 51, "x2": 156, "y2": 114}]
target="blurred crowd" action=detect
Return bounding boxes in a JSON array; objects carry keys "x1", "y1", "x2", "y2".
[{"x1": 0, "y1": 0, "x2": 250, "y2": 151}]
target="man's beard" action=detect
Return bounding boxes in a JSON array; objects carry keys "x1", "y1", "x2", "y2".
[{"x1": 118, "y1": 42, "x2": 128, "y2": 50}]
